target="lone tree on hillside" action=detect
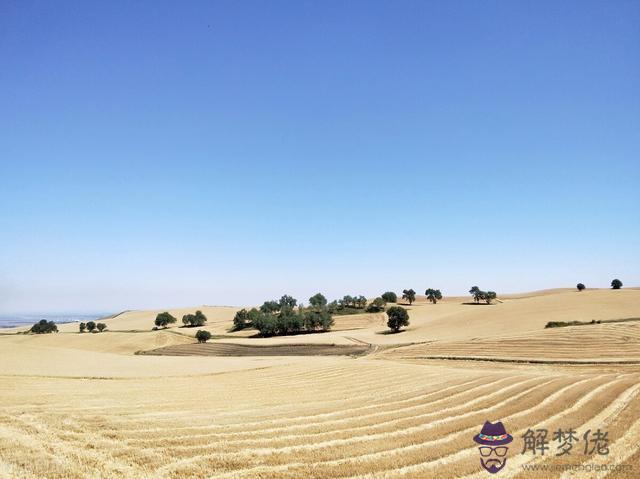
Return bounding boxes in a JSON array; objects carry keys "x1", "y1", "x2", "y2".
[
  {"x1": 79, "y1": 322, "x2": 86, "y2": 333},
  {"x1": 86, "y1": 321, "x2": 97, "y2": 332},
  {"x1": 381, "y1": 291, "x2": 397, "y2": 303},
  {"x1": 387, "y1": 306, "x2": 410, "y2": 333},
  {"x1": 196, "y1": 330, "x2": 212, "y2": 343},
  {"x1": 154, "y1": 312, "x2": 177, "y2": 329},
  {"x1": 611, "y1": 279, "x2": 623, "y2": 290},
  {"x1": 577, "y1": 283, "x2": 586, "y2": 291},
  {"x1": 309, "y1": 293, "x2": 328, "y2": 310},
  {"x1": 30, "y1": 319, "x2": 58, "y2": 334},
  {"x1": 425, "y1": 288, "x2": 443, "y2": 304},
  {"x1": 402, "y1": 289, "x2": 416, "y2": 305},
  {"x1": 366, "y1": 297, "x2": 386, "y2": 313},
  {"x1": 96, "y1": 323, "x2": 107, "y2": 332}
]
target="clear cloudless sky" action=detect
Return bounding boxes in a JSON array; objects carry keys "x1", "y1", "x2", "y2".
[{"x1": 1, "y1": 0, "x2": 639, "y2": 313}]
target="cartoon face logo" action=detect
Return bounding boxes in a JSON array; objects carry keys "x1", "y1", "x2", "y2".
[{"x1": 473, "y1": 421, "x2": 513, "y2": 474}]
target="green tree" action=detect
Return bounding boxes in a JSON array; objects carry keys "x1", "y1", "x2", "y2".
[
  {"x1": 365, "y1": 297, "x2": 386, "y2": 313},
  {"x1": 182, "y1": 314, "x2": 194, "y2": 327},
  {"x1": 381, "y1": 291, "x2": 397, "y2": 303},
  {"x1": 577, "y1": 283, "x2": 586, "y2": 291},
  {"x1": 309, "y1": 293, "x2": 328, "y2": 309},
  {"x1": 195, "y1": 330, "x2": 212, "y2": 343},
  {"x1": 96, "y1": 323, "x2": 107, "y2": 332},
  {"x1": 469, "y1": 286, "x2": 483, "y2": 303},
  {"x1": 154, "y1": 312, "x2": 176, "y2": 329},
  {"x1": 425, "y1": 288, "x2": 443, "y2": 304},
  {"x1": 402, "y1": 289, "x2": 416, "y2": 305},
  {"x1": 387, "y1": 306, "x2": 410, "y2": 332},
  {"x1": 611, "y1": 279, "x2": 623, "y2": 289},
  {"x1": 79, "y1": 322, "x2": 86, "y2": 333},
  {"x1": 86, "y1": 321, "x2": 97, "y2": 332}
]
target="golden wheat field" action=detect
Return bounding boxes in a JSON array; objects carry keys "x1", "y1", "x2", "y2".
[{"x1": 1, "y1": 288, "x2": 639, "y2": 478}]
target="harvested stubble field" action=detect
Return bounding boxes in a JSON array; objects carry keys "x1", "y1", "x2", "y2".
[{"x1": 1, "y1": 288, "x2": 639, "y2": 478}]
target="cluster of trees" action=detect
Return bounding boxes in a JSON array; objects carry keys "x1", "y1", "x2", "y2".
[
  {"x1": 79, "y1": 321, "x2": 106, "y2": 333},
  {"x1": 30, "y1": 319, "x2": 58, "y2": 334},
  {"x1": 469, "y1": 286, "x2": 497, "y2": 304},
  {"x1": 233, "y1": 294, "x2": 334, "y2": 337},
  {"x1": 182, "y1": 310, "x2": 207, "y2": 327}
]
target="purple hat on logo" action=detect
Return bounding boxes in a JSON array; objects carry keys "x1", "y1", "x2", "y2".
[{"x1": 473, "y1": 421, "x2": 513, "y2": 446}]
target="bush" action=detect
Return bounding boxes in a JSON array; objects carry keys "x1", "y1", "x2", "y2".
[
  {"x1": 387, "y1": 306, "x2": 409, "y2": 332},
  {"x1": 196, "y1": 330, "x2": 212, "y2": 343},
  {"x1": 611, "y1": 279, "x2": 623, "y2": 290},
  {"x1": 425, "y1": 288, "x2": 443, "y2": 304},
  {"x1": 79, "y1": 322, "x2": 86, "y2": 333},
  {"x1": 366, "y1": 297, "x2": 386, "y2": 313},
  {"x1": 30, "y1": 319, "x2": 58, "y2": 334},
  {"x1": 154, "y1": 312, "x2": 177, "y2": 329},
  {"x1": 86, "y1": 321, "x2": 96, "y2": 332},
  {"x1": 96, "y1": 323, "x2": 107, "y2": 332},
  {"x1": 402, "y1": 289, "x2": 416, "y2": 305},
  {"x1": 577, "y1": 283, "x2": 585, "y2": 291},
  {"x1": 381, "y1": 292, "x2": 397, "y2": 303}
]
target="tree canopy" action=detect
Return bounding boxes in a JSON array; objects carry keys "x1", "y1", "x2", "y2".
[
  {"x1": 381, "y1": 291, "x2": 397, "y2": 303},
  {"x1": 577, "y1": 283, "x2": 586, "y2": 291},
  {"x1": 611, "y1": 279, "x2": 623, "y2": 289},
  {"x1": 386, "y1": 306, "x2": 410, "y2": 332},
  {"x1": 402, "y1": 289, "x2": 416, "y2": 305},
  {"x1": 425, "y1": 288, "x2": 443, "y2": 304},
  {"x1": 196, "y1": 330, "x2": 212, "y2": 343},
  {"x1": 154, "y1": 312, "x2": 177, "y2": 329}
]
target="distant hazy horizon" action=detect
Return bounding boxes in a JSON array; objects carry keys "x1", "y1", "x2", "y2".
[{"x1": 1, "y1": 1, "x2": 638, "y2": 314}]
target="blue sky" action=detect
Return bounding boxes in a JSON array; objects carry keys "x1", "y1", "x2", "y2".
[{"x1": 1, "y1": 0, "x2": 638, "y2": 313}]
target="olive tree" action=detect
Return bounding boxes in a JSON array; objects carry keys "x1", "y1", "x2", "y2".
[
  {"x1": 387, "y1": 306, "x2": 410, "y2": 332},
  {"x1": 425, "y1": 288, "x2": 443, "y2": 304}
]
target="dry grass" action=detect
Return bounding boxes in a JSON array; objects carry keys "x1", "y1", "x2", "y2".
[{"x1": 1, "y1": 288, "x2": 639, "y2": 478}]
